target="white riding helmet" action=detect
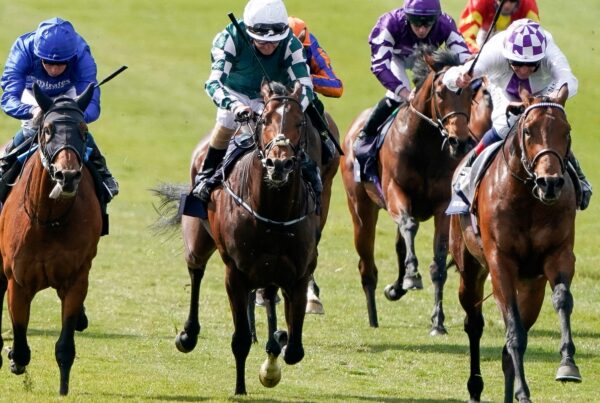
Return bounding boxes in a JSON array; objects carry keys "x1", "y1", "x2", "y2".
[
  {"x1": 502, "y1": 19, "x2": 547, "y2": 63},
  {"x1": 243, "y1": 0, "x2": 290, "y2": 42}
]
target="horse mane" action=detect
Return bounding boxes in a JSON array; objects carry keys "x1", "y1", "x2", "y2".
[
  {"x1": 267, "y1": 81, "x2": 290, "y2": 96},
  {"x1": 412, "y1": 45, "x2": 461, "y2": 90}
]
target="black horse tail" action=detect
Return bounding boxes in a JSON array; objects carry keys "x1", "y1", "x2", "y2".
[{"x1": 150, "y1": 183, "x2": 188, "y2": 233}]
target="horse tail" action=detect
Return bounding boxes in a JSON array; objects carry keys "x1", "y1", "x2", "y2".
[{"x1": 150, "y1": 183, "x2": 188, "y2": 232}]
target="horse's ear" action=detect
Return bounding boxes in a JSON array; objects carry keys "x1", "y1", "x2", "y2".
[
  {"x1": 260, "y1": 78, "x2": 272, "y2": 99},
  {"x1": 424, "y1": 53, "x2": 436, "y2": 72},
  {"x1": 554, "y1": 84, "x2": 569, "y2": 106},
  {"x1": 518, "y1": 85, "x2": 533, "y2": 107},
  {"x1": 32, "y1": 83, "x2": 53, "y2": 113},
  {"x1": 291, "y1": 81, "x2": 302, "y2": 99},
  {"x1": 76, "y1": 83, "x2": 95, "y2": 112}
]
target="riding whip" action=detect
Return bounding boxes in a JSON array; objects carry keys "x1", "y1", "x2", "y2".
[
  {"x1": 458, "y1": 0, "x2": 509, "y2": 94},
  {"x1": 95, "y1": 65, "x2": 128, "y2": 88},
  {"x1": 227, "y1": 12, "x2": 343, "y2": 155}
]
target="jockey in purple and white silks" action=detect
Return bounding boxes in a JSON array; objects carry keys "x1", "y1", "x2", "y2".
[
  {"x1": 353, "y1": 0, "x2": 470, "y2": 182},
  {"x1": 444, "y1": 18, "x2": 591, "y2": 210},
  {"x1": 0, "y1": 17, "x2": 118, "y2": 203}
]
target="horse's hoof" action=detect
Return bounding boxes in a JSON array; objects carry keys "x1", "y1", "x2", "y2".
[
  {"x1": 259, "y1": 355, "x2": 281, "y2": 388},
  {"x1": 429, "y1": 326, "x2": 448, "y2": 336},
  {"x1": 556, "y1": 365, "x2": 582, "y2": 382},
  {"x1": 9, "y1": 359, "x2": 26, "y2": 375},
  {"x1": 305, "y1": 299, "x2": 324, "y2": 314},
  {"x1": 384, "y1": 284, "x2": 407, "y2": 301},
  {"x1": 175, "y1": 331, "x2": 197, "y2": 353},
  {"x1": 402, "y1": 274, "x2": 423, "y2": 290}
]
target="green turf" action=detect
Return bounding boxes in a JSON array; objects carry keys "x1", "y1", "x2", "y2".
[{"x1": 0, "y1": 0, "x2": 599, "y2": 401}]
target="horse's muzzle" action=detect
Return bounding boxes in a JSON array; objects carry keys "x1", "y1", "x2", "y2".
[
  {"x1": 50, "y1": 168, "x2": 82, "y2": 198},
  {"x1": 264, "y1": 157, "x2": 295, "y2": 186},
  {"x1": 535, "y1": 175, "x2": 565, "y2": 205}
]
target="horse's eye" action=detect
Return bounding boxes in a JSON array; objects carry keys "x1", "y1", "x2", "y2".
[
  {"x1": 44, "y1": 127, "x2": 53, "y2": 140},
  {"x1": 523, "y1": 127, "x2": 531, "y2": 136}
]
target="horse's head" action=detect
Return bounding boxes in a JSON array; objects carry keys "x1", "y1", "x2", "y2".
[
  {"x1": 412, "y1": 46, "x2": 474, "y2": 159},
  {"x1": 257, "y1": 80, "x2": 306, "y2": 187},
  {"x1": 515, "y1": 84, "x2": 571, "y2": 205},
  {"x1": 33, "y1": 83, "x2": 93, "y2": 198}
]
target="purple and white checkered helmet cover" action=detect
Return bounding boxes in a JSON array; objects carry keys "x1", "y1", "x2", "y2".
[{"x1": 502, "y1": 19, "x2": 547, "y2": 62}]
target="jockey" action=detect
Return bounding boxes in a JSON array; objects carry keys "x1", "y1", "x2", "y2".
[
  {"x1": 288, "y1": 16, "x2": 343, "y2": 162},
  {"x1": 444, "y1": 19, "x2": 592, "y2": 210},
  {"x1": 459, "y1": 0, "x2": 540, "y2": 54},
  {"x1": 353, "y1": 0, "x2": 470, "y2": 180},
  {"x1": 0, "y1": 17, "x2": 118, "y2": 203},
  {"x1": 193, "y1": 0, "x2": 320, "y2": 203}
]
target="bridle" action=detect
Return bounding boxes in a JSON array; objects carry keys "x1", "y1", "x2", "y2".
[
  {"x1": 222, "y1": 93, "x2": 316, "y2": 228},
  {"x1": 502, "y1": 102, "x2": 570, "y2": 194},
  {"x1": 23, "y1": 98, "x2": 88, "y2": 227},
  {"x1": 409, "y1": 69, "x2": 472, "y2": 148}
]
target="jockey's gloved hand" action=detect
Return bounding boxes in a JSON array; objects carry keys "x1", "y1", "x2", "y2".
[{"x1": 233, "y1": 105, "x2": 252, "y2": 122}]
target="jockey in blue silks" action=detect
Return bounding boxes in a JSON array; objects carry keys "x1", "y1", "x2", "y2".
[{"x1": 0, "y1": 17, "x2": 118, "y2": 203}]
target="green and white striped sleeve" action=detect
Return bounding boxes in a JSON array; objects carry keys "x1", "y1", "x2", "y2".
[{"x1": 204, "y1": 29, "x2": 240, "y2": 111}]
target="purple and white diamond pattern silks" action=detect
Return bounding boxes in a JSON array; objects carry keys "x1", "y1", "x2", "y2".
[{"x1": 506, "y1": 20, "x2": 546, "y2": 60}]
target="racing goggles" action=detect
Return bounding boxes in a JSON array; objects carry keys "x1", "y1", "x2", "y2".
[
  {"x1": 509, "y1": 60, "x2": 541, "y2": 68},
  {"x1": 407, "y1": 14, "x2": 437, "y2": 28},
  {"x1": 42, "y1": 59, "x2": 68, "y2": 66},
  {"x1": 247, "y1": 23, "x2": 288, "y2": 38}
]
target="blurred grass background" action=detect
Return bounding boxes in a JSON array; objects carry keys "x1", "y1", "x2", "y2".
[{"x1": 0, "y1": 0, "x2": 599, "y2": 401}]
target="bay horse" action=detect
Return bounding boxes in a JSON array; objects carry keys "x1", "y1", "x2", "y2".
[
  {"x1": 340, "y1": 47, "x2": 474, "y2": 333},
  {"x1": 449, "y1": 85, "x2": 581, "y2": 403},
  {"x1": 0, "y1": 83, "x2": 102, "y2": 395},
  {"x1": 154, "y1": 80, "x2": 331, "y2": 395}
]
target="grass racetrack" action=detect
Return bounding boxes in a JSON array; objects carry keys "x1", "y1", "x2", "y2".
[{"x1": 1, "y1": 0, "x2": 599, "y2": 401}]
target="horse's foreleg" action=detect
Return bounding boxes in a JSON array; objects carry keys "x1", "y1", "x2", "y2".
[
  {"x1": 383, "y1": 228, "x2": 408, "y2": 302},
  {"x1": 551, "y1": 281, "x2": 581, "y2": 382},
  {"x1": 6, "y1": 279, "x2": 32, "y2": 375},
  {"x1": 502, "y1": 299, "x2": 530, "y2": 403},
  {"x1": 259, "y1": 286, "x2": 283, "y2": 388},
  {"x1": 282, "y1": 275, "x2": 309, "y2": 366},
  {"x1": 56, "y1": 275, "x2": 89, "y2": 396},
  {"x1": 397, "y1": 214, "x2": 421, "y2": 290},
  {"x1": 225, "y1": 268, "x2": 252, "y2": 395},
  {"x1": 429, "y1": 212, "x2": 450, "y2": 336},
  {"x1": 175, "y1": 266, "x2": 205, "y2": 353}
]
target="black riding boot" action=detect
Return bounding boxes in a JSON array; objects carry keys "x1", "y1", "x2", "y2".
[
  {"x1": 300, "y1": 153, "x2": 323, "y2": 214},
  {"x1": 306, "y1": 100, "x2": 334, "y2": 165},
  {"x1": 89, "y1": 143, "x2": 119, "y2": 202},
  {"x1": 568, "y1": 152, "x2": 592, "y2": 210},
  {"x1": 354, "y1": 96, "x2": 400, "y2": 147},
  {"x1": 192, "y1": 146, "x2": 227, "y2": 203}
]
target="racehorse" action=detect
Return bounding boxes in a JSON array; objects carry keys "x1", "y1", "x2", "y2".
[
  {"x1": 340, "y1": 47, "x2": 474, "y2": 333},
  {"x1": 0, "y1": 83, "x2": 102, "y2": 395},
  {"x1": 469, "y1": 77, "x2": 493, "y2": 139},
  {"x1": 154, "y1": 80, "x2": 333, "y2": 395},
  {"x1": 449, "y1": 85, "x2": 581, "y2": 403}
]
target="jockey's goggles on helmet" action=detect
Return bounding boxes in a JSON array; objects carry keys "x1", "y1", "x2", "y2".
[
  {"x1": 247, "y1": 23, "x2": 288, "y2": 38},
  {"x1": 509, "y1": 60, "x2": 540, "y2": 68},
  {"x1": 42, "y1": 59, "x2": 68, "y2": 66},
  {"x1": 407, "y1": 14, "x2": 437, "y2": 28}
]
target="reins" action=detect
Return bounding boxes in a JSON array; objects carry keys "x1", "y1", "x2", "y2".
[{"x1": 223, "y1": 93, "x2": 316, "y2": 228}]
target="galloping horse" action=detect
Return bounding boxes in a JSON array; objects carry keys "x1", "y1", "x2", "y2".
[
  {"x1": 155, "y1": 80, "x2": 328, "y2": 395},
  {"x1": 450, "y1": 85, "x2": 581, "y2": 403},
  {"x1": 340, "y1": 47, "x2": 474, "y2": 333},
  {"x1": 0, "y1": 83, "x2": 102, "y2": 395}
]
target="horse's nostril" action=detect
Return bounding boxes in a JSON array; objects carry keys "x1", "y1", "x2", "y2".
[
  {"x1": 448, "y1": 136, "x2": 459, "y2": 147},
  {"x1": 265, "y1": 158, "x2": 275, "y2": 168},
  {"x1": 283, "y1": 159, "x2": 294, "y2": 171}
]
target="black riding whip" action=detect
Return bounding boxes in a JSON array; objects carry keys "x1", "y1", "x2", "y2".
[
  {"x1": 227, "y1": 12, "x2": 343, "y2": 155},
  {"x1": 458, "y1": 0, "x2": 509, "y2": 94},
  {"x1": 95, "y1": 65, "x2": 128, "y2": 88}
]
